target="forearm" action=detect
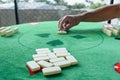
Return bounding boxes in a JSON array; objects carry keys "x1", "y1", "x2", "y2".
[{"x1": 77, "y1": 3, "x2": 120, "y2": 22}]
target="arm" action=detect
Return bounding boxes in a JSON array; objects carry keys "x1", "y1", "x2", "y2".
[
  {"x1": 58, "y1": 3, "x2": 120, "y2": 31},
  {"x1": 79, "y1": 3, "x2": 120, "y2": 22}
]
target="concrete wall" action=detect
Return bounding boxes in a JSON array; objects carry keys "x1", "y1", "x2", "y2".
[{"x1": 0, "y1": 9, "x2": 86, "y2": 27}]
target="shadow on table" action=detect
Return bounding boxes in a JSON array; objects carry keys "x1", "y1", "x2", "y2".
[{"x1": 68, "y1": 28, "x2": 102, "y2": 34}]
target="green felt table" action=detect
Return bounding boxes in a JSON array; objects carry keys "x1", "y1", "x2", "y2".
[{"x1": 0, "y1": 21, "x2": 120, "y2": 80}]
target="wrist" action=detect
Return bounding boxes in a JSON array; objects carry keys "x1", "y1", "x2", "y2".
[{"x1": 75, "y1": 14, "x2": 85, "y2": 22}]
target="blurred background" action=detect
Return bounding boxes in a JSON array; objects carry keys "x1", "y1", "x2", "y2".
[{"x1": 0, "y1": 0, "x2": 120, "y2": 27}]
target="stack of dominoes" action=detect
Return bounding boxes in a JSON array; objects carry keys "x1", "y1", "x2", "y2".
[
  {"x1": 26, "y1": 48, "x2": 78, "y2": 76},
  {"x1": 0, "y1": 27, "x2": 18, "y2": 37},
  {"x1": 102, "y1": 24, "x2": 120, "y2": 36}
]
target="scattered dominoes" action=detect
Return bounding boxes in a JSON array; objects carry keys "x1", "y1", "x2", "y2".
[
  {"x1": 102, "y1": 24, "x2": 120, "y2": 36},
  {"x1": 26, "y1": 47, "x2": 78, "y2": 76},
  {"x1": 0, "y1": 26, "x2": 19, "y2": 37}
]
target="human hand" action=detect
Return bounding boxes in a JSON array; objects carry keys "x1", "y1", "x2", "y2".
[{"x1": 58, "y1": 15, "x2": 80, "y2": 31}]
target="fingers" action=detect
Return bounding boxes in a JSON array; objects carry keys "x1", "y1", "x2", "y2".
[
  {"x1": 58, "y1": 17, "x2": 65, "y2": 30},
  {"x1": 58, "y1": 18, "x2": 62, "y2": 29},
  {"x1": 64, "y1": 23, "x2": 72, "y2": 31},
  {"x1": 58, "y1": 16, "x2": 73, "y2": 31}
]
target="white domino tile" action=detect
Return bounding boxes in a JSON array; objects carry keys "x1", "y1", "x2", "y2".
[
  {"x1": 37, "y1": 60, "x2": 53, "y2": 68},
  {"x1": 58, "y1": 30, "x2": 67, "y2": 34},
  {"x1": 42, "y1": 66, "x2": 61, "y2": 76},
  {"x1": 65, "y1": 55, "x2": 78, "y2": 65},
  {"x1": 49, "y1": 57, "x2": 66, "y2": 63},
  {"x1": 53, "y1": 48, "x2": 67, "y2": 51},
  {"x1": 36, "y1": 50, "x2": 51, "y2": 54},
  {"x1": 32, "y1": 54, "x2": 48, "y2": 58},
  {"x1": 33, "y1": 56, "x2": 49, "y2": 62},
  {"x1": 112, "y1": 29, "x2": 119, "y2": 35},
  {"x1": 53, "y1": 50, "x2": 68, "y2": 54},
  {"x1": 0, "y1": 27, "x2": 11, "y2": 36},
  {"x1": 107, "y1": 24, "x2": 119, "y2": 35},
  {"x1": 0, "y1": 27, "x2": 5, "y2": 31},
  {"x1": 26, "y1": 61, "x2": 40, "y2": 71},
  {"x1": 102, "y1": 28, "x2": 112, "y2": 36},
  {"x1": 53, "y1": 60, "x2": 71, "y2": 68},
  {"x1": 13, "y1": 27, "x2": 18, "y2": 34},
  {"x1": 56, "y1": 52, "x2": 71, "y2": 57},
  {"x1": 47, "y1": 53, "x2": 57, "y2": 59},
  {"x1": 5, "y1": 30, "x2": 13, "y2": 36},
  {"x1": 53, "y1": 48, "x2": 68, "y2": 54},
  {"x1": 36, "y1": 48, "x2": 50, "y2": 52}
]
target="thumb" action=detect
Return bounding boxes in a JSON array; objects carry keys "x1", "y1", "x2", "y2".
[{"x1": 64, "y1": 23, "x2": 72, "y2": 31}]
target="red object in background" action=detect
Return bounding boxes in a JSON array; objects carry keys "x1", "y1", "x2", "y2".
[
  {"x1": 26, "y1": 65, "x2": 43, "y2": 75},
  {"x1": 29, "y1": 22, "x2": 39, "y2": 25},
  {"x1": 114, "y1": 62, "x2": 120, "y2": 73}
]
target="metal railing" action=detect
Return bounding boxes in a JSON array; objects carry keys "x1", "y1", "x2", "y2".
[
  {"x1": 0, "y1": 0, "x2": 114, "y2": 27},
  {"x1": 0, "y1": 1, "x2": 70, "y2": 27}
]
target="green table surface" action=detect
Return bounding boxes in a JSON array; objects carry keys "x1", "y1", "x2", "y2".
[{"x1": 0, "y1": 21, "x2": 120, "y2": 80}]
